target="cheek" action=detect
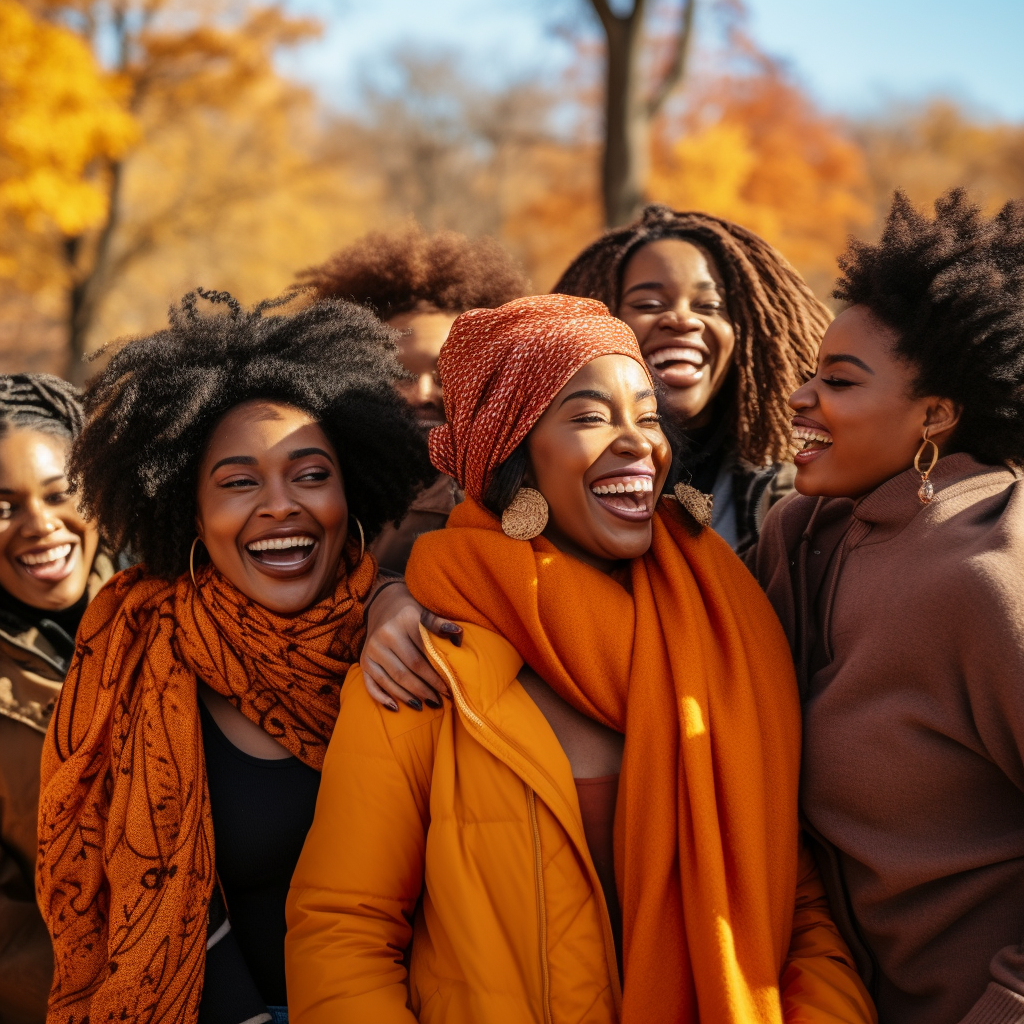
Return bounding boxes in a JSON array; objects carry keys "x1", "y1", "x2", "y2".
[
  {"x1": 529, "y1": 433, "x2": 597, "y2": 500},
  {"x1": 711, "y1": 325, "x2": 737, "y2": 372}
]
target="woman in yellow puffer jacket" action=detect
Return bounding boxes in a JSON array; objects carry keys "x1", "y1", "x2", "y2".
[{"x1": 285, "y1": 295, "x2": 876, "y2": 1024}]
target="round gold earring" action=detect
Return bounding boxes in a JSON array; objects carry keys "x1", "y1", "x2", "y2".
[
  {"x1": 352, "y1": 516, "x2": 365, "y2": 562},
  {"x1": 189, "y1": 537, "x2": 202, "y2": 588},
  {"x1": 914, "y1": 429, "x2": 940, "y2": 504},
  {"x1": 501, "y1": 487, "x2": 548, "y2": 541}
]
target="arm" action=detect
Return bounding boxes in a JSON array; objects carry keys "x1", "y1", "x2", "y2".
[
  {"x1": 285, "y1": 664, "x2": 441, "y2": 1024},
  {"x1": 781, "y1": 840, "x2": 877, "y2": 1024}
]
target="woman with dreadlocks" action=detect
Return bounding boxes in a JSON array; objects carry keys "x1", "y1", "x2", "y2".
[
  {"x1": 556, "y1": 203, "x2": 828, "y2": 551},
  {"x1": 36, "y1": 291, "x2": 431, "y2": 1024},
  {"x1": 0, "y1": 375, "x2": 114, "y2": 1024},
  {"x1": 747, "y1": 189, "x2": 1024, "y2": 1024}
]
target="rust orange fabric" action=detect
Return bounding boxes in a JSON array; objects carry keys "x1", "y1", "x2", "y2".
[
  {"x1": 406, "y1": 497, "x2": 802, "y2": 1024},
  {"x1": 429, "y1": 294, "x2": 649, "y2": 501},
  {"x1": 36, "y1": 543, "x2": 375, "y2": 1024}
]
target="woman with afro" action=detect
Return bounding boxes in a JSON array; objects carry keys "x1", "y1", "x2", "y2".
[
  {"x1": 747, "y1": 189, "x2": 1024, "y2": 1024},
  {"x1": 35, "y1": 291, "x2": 432, "y2": 1024},
  {"x1": 555, "y1": 204, "x2": 829, "y2": 552},
  {"x1": 297, "y1": 224, "x2": 528, "y2": 573}
]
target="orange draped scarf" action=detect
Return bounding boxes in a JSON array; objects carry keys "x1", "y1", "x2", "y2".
[
  {"x1": 37, "y1": 543, "x2": 376, "y2": 1024},
  {"x1": 406, "y1": 497, "x2": 802, "y2": 1024}
]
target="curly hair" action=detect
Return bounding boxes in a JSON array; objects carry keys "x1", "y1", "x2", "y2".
[
  {"x1": 71, "y1": 290, "x2": 434, "y2": 578},
  {"x1": 0, "y1": 373, "x2": 84, "y2": 441},
  {"x1": 834, "y1": 188, "x2": 1024, "y2": 466},
  {"x1": 554, "y1": 204, "x2": 830, "y2": 466},
  {"x1": 296, "y1": 224, "x2": 530, "y2": 319}
]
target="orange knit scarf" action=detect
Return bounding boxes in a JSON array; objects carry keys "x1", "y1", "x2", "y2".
[
  {"x1": 406, "y1": 497, "x2": 802, "y2": 1023},
  {"x1": 37, "y1": 543, "x2": 375, "y2": 1024}
]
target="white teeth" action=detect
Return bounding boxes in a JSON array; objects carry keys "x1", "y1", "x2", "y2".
[
  {"x1": 19, "y1": 543, "x2": 72, "y2": 566},
  {"x1": 246, "y1": 536, "x2": 315, "y2": 553},
  {"x1": 649, "y1": 347, "x2": 704, "y2": 368},
  {"x1": 591, "y1": 477, "x2": 655, "y2": 496},
  {"x1": 792, "y1": 427, "x2": 833, "y2": 445}
]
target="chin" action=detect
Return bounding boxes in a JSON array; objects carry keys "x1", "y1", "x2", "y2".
[{"x1": 660, "y1": 390, "x2": 711, "y2": 429}]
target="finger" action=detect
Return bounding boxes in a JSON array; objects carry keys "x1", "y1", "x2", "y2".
[
  {"x1": 372, "y1": 646, "x2": 447, "y2": 706},
  {"x1": 362, "y1": 670, "x2": 399, "y2": 712},
  {"x1": 363, "y1": 658, "x2": 427, "y2": 710},
  {"x1": 421, "y1": 610, "x2": 462, "y2": 647}
]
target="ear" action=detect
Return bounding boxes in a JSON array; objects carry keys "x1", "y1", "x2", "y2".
[
  {"x1": 194, "y1": 514, "x2": 204, "y2": 543},
  {"x1": 923, "y1": 397, "x2": 962, "y2": 445}
]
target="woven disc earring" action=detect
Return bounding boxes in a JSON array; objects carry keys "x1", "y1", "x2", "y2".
[{"x1": 501, "y1": 487, "x2": 549, "y2": 541}]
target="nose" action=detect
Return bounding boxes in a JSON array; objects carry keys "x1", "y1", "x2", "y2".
[
  {"x1": 611, "y1": 417, "x2": 655, "y2": 459},
  {"x1": 416, "y1": 372, "x2": 441, "y2": 407},
  {"x1": 788, "y1": 378, "x2": 817, "y2": 412},
  {"x1": 257, "y1": 477, "x2": 302, "y2": 520},
  {"x1": 21, "y1": 497, "x2": 61, "y2": 539},
  {"x1": 662, "y1": 302, "x2": 703, "y2": 335}
]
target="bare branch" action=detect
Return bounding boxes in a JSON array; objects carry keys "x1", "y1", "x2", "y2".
[
  {"x1": 646, "y1": 0, "x2": 696, "y2": 117},
  {"x1": 588, "y1": 0, "x2": 619, "y2": 35}
]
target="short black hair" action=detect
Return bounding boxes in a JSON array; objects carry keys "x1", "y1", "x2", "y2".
[
  {"x1": 72, "y1": 289, "x2": 434, "y2": 577},
  {"x1": 834, "y1": 189, "x2": 1024, "y2": 466}
]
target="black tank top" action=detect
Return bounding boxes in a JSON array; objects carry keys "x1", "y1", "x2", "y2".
[{"x1": 199, "y1": 698, "x2": 321, "y2": 1006}]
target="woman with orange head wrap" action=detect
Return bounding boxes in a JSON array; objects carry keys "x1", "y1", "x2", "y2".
[{"x1": 285, "y1": 294, "x2": 875, "y2": 1024}]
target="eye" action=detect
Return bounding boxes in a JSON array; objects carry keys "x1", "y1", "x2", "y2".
[
  {"x1": 219, "y1": 475, "x2": 257, "y2": 489},
  {"x1": 295, "y1": 467, "x2": 331, "y2": 482},
  {"x1": 627, "y1": 299, "x2": 663, "y2": 311},
  {"x1": 571, "y1": 413, "x2": 608, "y2": 424},
  {"x1": 639, "y1": 413, "x2": 662, "y2": 425},
  {"x1": 0, "y1": 501, "x2": 13, "y2": 520},
  {"x1": 46, "y1": 490, "x2": 71, "y2": 505},
  {"x1": 822, "y1": 376, "x2": 856, "y2": 388}
]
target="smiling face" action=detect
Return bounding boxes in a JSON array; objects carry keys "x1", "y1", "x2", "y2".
[
  {"x1": 387, "y1": 309, "x2": 459, "y2": 430},
  {"x1": 617, "y1": 238, "x2": 736, "y2": 429},
  {"x1": 789, "y1": 304, "x2": 961, "y2": 498},
  {"x1": 195, "y1": 400, "x2": 349, "y2": 614},
  {"x1": 0, "y1": 428, "x2": 99, "y2": 611},
  {"x1": 525, "y1": 354, "x2": 672, "y2": 573}
]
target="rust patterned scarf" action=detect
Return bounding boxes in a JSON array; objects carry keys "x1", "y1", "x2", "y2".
[
  {"x1": 36, "y1": 541, "x2": 375, "y2": 1024},
  {"x1": 407, "y1": 497, "x2": 802, "y2": 1023}
]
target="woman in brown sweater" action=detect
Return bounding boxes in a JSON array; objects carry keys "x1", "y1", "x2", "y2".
[{"x1": 748, "y1": 189, "x2": 1024, "y2": 1024}]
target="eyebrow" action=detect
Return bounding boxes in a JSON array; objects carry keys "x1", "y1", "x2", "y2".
[
  {"x1": 288, "y1": 447, "x2": 334, "y2": 463},
  {"x1": 209, "y1": 448, "x2": 335, "y2": 475},
  {"x1": 559, "y1": 388, "x2": 658, "y2": 407},
  {"x1": 0, "y1": 474, "x2": 66, "y2": 494},
  {"x1": 824, "y1": 353, "x2": 875, "y2": 375},
  {"x1": 622, "y1": 279, "x2": 718, "y2": 297}
]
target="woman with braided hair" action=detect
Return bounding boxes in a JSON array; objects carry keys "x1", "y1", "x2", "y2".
[
  {"x1": 35, "y1": 290, "x2": 432, "y2": 1024},
  {"x1": 0, "y1": 374, "x2": 114, "y2": 1024},
  {"x1": 555, "y1": 203, "x2": 829, "y2": 551}
]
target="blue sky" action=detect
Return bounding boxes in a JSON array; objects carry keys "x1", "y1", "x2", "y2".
[{"x1": 280, "y1": 0, "x2": 1024, "y2": 121}]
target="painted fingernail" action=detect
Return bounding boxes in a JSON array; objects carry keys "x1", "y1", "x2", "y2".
[
  {"x1": 407, "y1": 697, "x2": 423, "y2": 711},
  {"x1": 440, "y1": 622, "x2": 462, "y2": 634},
  {"x1": 424, "y1": 697, "x2": 442, "y2": 710},
  {"x1": 385, "y1": 700, "x2": 399, "y2": 713}
]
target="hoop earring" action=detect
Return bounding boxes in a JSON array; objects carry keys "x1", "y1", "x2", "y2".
[
  {"x1": 501, "y1": 487, "x2": 548, "y2": 541},
  {"x1": 914, "y1": 429, "x2": 940, "y2": 504},
  {"x1": 189, "y1": 537, "x2": 202, "y2": 588},
  {"x1": 352, "y1": 516, "x2": 365, "y2": 562}
]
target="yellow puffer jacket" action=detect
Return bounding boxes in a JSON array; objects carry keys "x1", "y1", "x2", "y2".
[{"x1": 285, "y1": 624, "x2": 875, "y2": 1024}]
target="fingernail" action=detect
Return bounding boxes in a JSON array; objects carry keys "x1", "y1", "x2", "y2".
[
  {"x1": 440, "y1": 622, "x2": 462, "y2": 635},
  {"x1": 424, "y1": 697, "x2": 442, "y2": 710},
  {"x1": 385, "y1": 700, "x2": 399, "y2": 713},
  {"x1": 449, "y1": 634, "x2": 462, "y2": 648},
  {"x1": 407, "y1": 697, "x2": 423, "y2": 711}
]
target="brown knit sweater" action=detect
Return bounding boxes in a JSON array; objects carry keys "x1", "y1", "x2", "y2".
[{"x1": 748, "y1": 453, "x2": 1024, "y2": 1024}]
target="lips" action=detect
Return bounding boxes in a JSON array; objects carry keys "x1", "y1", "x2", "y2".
[
  {"x1": 792, "y1": 421, "x2": 833, "y2": 466},
  {"x1": 645, "y1": 343, "x2": 708, "y2": 388},
  {"x1": 16, "y1": 541, "x2": 78, "y2": 582},
  {"x1": 244, "y1": 534, "x2": 316, "y2": 568},
  {"x1": 589, "y1": 474, "x2": 656, "y2": 521}
]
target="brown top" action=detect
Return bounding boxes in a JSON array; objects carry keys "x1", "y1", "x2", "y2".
[
  {"x1": 575, "y1": 774, "x2": 622, "y2": 967},
  {"x1": 370, "y1": 474, "x2": 462, "y2": 574},
  {"x1": 748, "y1": 454, "x2": 1024, "y2": 1024}
]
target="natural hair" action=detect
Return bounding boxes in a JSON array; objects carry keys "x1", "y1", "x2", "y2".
[
  {"x1": 71, "y1": 289, "x2": 434, "y2": 577},
  {"x1": 554, "y1": 204, "x2": 830, "y2": 465},
  {"x1": 295, "y1": 223, "x2": 530, "y2": 319},
  {"x1": 834, "y1": 188, "x2": 1024, "y2": 466},
  {"x1": 0, "y1": 374, "x2": 84, "y2": 441}
]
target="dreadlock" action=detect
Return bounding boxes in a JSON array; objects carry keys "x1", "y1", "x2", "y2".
[
  {"x1": 554, "y1": 204, "x2": 830, "y2": 466},
  {"x1": 835, "y1": 188, "x2": 1024, "y2": 467},
  {"x1": 0, "y1": 374, "x2": 84, "y2": 441},
  {"x1": 71, "y1": 289, "x2": 434, "y2": 578},
  {"x1": 296, "y1": 224, "x2": 530, "y2": 319}
]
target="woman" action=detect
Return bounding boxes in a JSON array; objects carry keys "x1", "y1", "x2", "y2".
[
  {"x1": 36, "y1": 291, "x2": 431, "y2": 1024},
  {"x1": 297, "y1": 224, "x2": 528, "y2": 571},
  {"x1": 556, "y1": 204, "x2": 829, "y2": 551},
  {"x1": 286, "y1": 294, "x2": 875, "y2": 1023},
  {"x1": 747, "y1": 190, "x2": 1024, "y2": 1024},
  {"x1": 0, "y1": 375, "x2": 113, "y2": 1024}
]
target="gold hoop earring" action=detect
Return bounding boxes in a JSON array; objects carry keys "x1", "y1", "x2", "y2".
[
  {"x1": 501, "y1": 487, "x2": 548, "y2": 541},
  {"x1": 352, "y1": 516, "x2": 365, "y2": 562},
  {"x1": 189, "y1": 537, "x2": 202, "y2": 588},
  {"x1": 914, "y1": 429, "x2": 940, "y2": 504}
]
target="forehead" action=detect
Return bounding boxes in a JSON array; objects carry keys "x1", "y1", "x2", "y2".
[
  {"x1": 622, "y1": 238, "x2": 725, "y2": 290},
  {"x1": 555, "y1": 353, "x2": 653, "y2": 397},
  {"x1": 387, "y1": 311, "x2": 458, "y2": 361},
  {"x1": 820, "y1": 305, "x2": 900, "y2": 362},
  {"x1": 0, "y1": 429, "x2": 69, "y2": 486},
  {"x1": 204, "y1": 400, "x2": 329, "y2": 457}
]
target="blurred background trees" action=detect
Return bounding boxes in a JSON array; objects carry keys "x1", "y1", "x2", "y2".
[{"x1": 1, "y1": 0, "x2": 1022, "y2": 376}]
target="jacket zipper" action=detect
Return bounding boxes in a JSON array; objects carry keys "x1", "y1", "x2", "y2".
[{"x1": 422, "y1": 631, "x2": 555, "y2": 1024}]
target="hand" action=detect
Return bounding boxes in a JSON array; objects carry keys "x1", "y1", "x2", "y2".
[{"x1": 361, "y1": 582, "x2": 463, "y2": 712}]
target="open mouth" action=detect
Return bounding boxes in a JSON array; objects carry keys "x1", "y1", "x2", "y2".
[
  {"x1": 17, "y1": 542, "x2": 78, "y2": 582},
  {"x1": 244, "y1": 534, "x2": 317, "y2": 569},
  {"x1": 793, "y1": 425, "x2": 833, "y2": 465},
  {"x1": 590, "y1": 475, "x2": 656, "y2": 521},
  {"x1": 646, "y1": 346, "x2": 707, "y2": 388}
]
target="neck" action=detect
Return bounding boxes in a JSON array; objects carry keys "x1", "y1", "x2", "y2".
[{"x1": 540, "y1": 525, "x2": 624, "y2": 577}]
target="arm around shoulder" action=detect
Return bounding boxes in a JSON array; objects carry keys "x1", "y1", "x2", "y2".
[{"x1": 285, "y1": 664, "x2": 442, "y2": 1024}]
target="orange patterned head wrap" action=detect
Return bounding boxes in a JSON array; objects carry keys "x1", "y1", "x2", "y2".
[{"x1": 429, "y1": 294, "x2": 650, "y2": 502}]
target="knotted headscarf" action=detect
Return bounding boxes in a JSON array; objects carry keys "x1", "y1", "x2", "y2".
[{"x1": 429, "y1": 294, "x2": 650, "y2": 501}]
